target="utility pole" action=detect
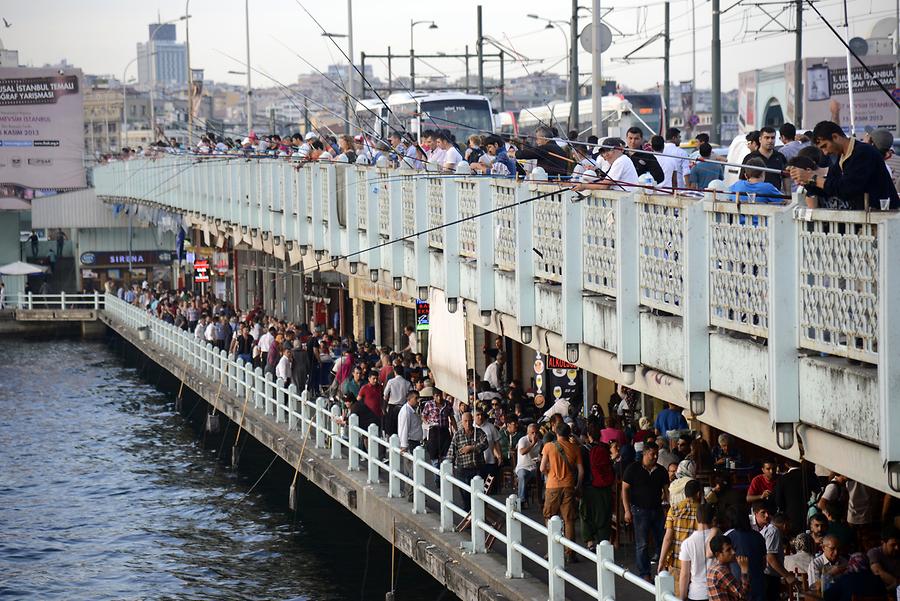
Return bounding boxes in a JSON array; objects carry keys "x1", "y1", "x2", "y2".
[
  {"x1": 245, "y1": 0, "x2": 253, "y2": 135},
  {"x1": 477, "y1": 5, "x2": 484, "y2": 94},
  {"x1": 465, "y1": 45, "x2": 471, "y2": 93},
  {"x1": 185, "y1": 0, "x2": 192, "y2": 148},
  {"x1": 712, "y1": 0, "x2": 721, "y2": 144},
  {"x1": 592, "y1": 0, "x2": 604, "y2": 136},
  {"x1": 347, "y1": 0, "x2": 354, "y2": 134},
  {"x1": 896, "y1": 0, "x2": 899, "y2": 135},
  {"x1": 794, "y1": 0, "x2": 803, "y2": 127},
  {"x1": 499, "y1": 50, "x2": 505, "y2": 111},
  {"x1": 569, "y1": 0, "x2": 579, "y2": 134},
  {"x1": 664, "y1": 2, "x2": 671, "y2": 132},
  {"x1": 843, "y1": 0, "x2": 855, "y2": 134}
]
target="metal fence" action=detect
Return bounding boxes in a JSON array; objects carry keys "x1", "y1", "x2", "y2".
[
  {"x1": 103, "y1": 293, "x2": 681, "y2": 601},
  {"x1": 14, "y1": 292, "x2": 105, "y2": 310}
]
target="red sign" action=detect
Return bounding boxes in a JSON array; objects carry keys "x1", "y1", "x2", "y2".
[
  {"x1": 194, "y1": 258, "x2": 210, "y2": 283},
  {"x1": 546, "y1": 356, "x2": 577, "y2": 370}
]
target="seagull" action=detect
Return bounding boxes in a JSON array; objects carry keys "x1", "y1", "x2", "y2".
[{"x1": 2, "y1": 18, "x2": 11, "y2": 28}]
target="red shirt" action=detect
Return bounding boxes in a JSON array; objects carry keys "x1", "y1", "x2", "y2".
[
  {"x1": 378, "y1": 364, "x2": 393, "y2": 385},
  {"x1": 358, "y1": 382, "x2": 384, "y2": 417},
  {"x1": 747, "y1": 474, "x2": 776, "y2": 497},
  {"x1": 589, "y1": 443, "x2": 615, "y2": 488}
]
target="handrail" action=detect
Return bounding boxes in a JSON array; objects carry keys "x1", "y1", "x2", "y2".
[
  {"x1": 101, "y1": 292, "x2": 680, "y2": 601},
  {"x1": 13, "y1": 292, "x2": 105, "y2": 311}
]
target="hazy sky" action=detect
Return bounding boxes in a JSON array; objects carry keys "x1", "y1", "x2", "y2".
[{"x1": 2, "y1": 0, "x2": 895, "y2": 92}]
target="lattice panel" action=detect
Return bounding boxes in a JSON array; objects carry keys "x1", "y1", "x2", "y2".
[
  {"x1": 459, "y1": 181, "x2": 478, "y2": 257},
  {"x1": 355, "y1": 166, "x2": 368, "y2": 230},
  {"x1": 800, "y1": 220, "x2": 878, "y2": 362},
  {"x1": 533, "y1": 191, "x2": 564, "y2": 282},
  {"x1": 583, "y1": 195, "x2": 617, "y2": 295},
  {"x1": 305, "y1": 166, "x2": 313, "y2": 221},
  {"x1": 639, "y1": 202, "x2": 684, "y2": 314},
  {"x1": 401, "y1": 176, "x2": 416, "y2": 238},
  {"x1": 709, "y1": 212, "x2": 770, "y2": 337},
  {"x1": 491, "y1": 182, "x2": 518, "y2": 271},
  {"x1": 427, "y1": 178, "x2": 444, "y2": 248}
]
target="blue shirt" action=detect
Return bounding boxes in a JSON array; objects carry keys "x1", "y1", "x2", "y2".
[
  {"x1": 688, "y1": 161, "x2": 724, "y2": 189},
  {"x1": 654, "y1": 408, "x2": 688, "y2": 439},
  {"x1": 492, "y1": 149, "x2": 517, "y2": 178},
  {"x1": 726, "y1": 529, "x2": 767, "y2": 601},
  {"x1": 727, "y1": 180, "x2": 783, "y2": 203}
]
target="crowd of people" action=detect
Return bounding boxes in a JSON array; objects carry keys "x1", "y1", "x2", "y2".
[
  {"x1": 111, "y1": 279, "x2": 900, "y2": 600},
  {"x1": 100, "y1": 117, "x2": 898, "y2": 211}
]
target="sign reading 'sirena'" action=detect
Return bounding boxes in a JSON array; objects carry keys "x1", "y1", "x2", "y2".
[{"x1": 0, "y1": 67, "x2": 86, "y2": 190}]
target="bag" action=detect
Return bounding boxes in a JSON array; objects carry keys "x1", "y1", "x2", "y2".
[{"x1": 554, "y1": 441, "x2": 576, "y2": 482}]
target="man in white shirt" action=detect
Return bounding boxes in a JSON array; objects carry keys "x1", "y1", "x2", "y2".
[
  {"x1": 593, "y1": 137, "x2": 640, "y2": 191},
  {"x1": 257, "y1": 326, "x2": 275, "y2": 368},
  {"x1": 515, "y1": 423, "x2": 543, "y2": 508},
  {"x1": 397, "y1": 391, "x2": 423, "y2": 452},
  {"x1": 275, "y1": 348, "x2": 292, "y2": 384},
  {"x1": 483, "y1": 353, "x2": 505, "y2": 392},
  {"x1": 194, "y1": 316, "x2": 206, "y2": 340},
  {"x1": 383, "y1": 366, "x2": 411, "y2": 436},
  {"x1": 435, "y1": 131, "x2": 462, "y2": 171},
  {"x1": 678, "y1": 502, "x2": 716, "y2": 600},
  {"x1": 204, "y1": 318, "x2": 217, "y2": 344},
  {"x1": 400, "y1": 325, "x2": 418, "y2": 355},
  {"x1": 663, "y1": 128, "x2": 691, "y2": 188},
  {"x1": 475, "y1": 410, "x2": 502, "y2": 489}
]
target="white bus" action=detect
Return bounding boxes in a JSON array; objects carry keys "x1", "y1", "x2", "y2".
[
  {"x1": 355, "y1": 91, "x2": 494, "y2": 144},
  {"x1": 517, "y1": 94, "x2": 664, "y2": 139}
]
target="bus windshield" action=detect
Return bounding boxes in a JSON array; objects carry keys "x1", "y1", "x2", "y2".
[{"x1": 419, "y1": 99, "x2": 493, "y2": 141}]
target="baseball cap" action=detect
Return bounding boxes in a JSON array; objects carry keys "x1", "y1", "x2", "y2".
[
  {"x1": 304, "y1": 131, "x2": 318, "y2": 141},
  {"x1": 869, "y1": 129, "x2": 893, "y2": 153}
]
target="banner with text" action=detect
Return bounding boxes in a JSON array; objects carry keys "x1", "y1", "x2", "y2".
[{"x1": 0, "y1": 67, "x2": 86, "y2": 190}]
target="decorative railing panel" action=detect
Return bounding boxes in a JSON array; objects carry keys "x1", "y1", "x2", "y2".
[
  {"x1": 799, "y1": 212, "x2": 879, "y2": 362},
  {"x1": 491, "y1": 181, "x2": 517, "y2": 271},
  {"x1": 638, "y1": 196, "x2": 685, "y2": 314},
  {"x1": 401, "y1": 175, "x2": 416, "y2": 239},
  {"x1": 583, "y1": 193, "x2": 617, "y2": 295},
  {"x1": 427, "y1": 178, "x2": 444, "y2": 249},
  {"x1": 458, "y1": 180, "x2": 478, "y2": 257}
]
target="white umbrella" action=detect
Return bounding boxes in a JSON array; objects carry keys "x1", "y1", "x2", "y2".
[{"x1": 0, "y1": 261, "x2": 49, "y2": 276}]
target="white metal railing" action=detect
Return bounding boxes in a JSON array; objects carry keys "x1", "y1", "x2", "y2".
[
  {"x1": 103, "y1": 292, "x2": 680, "y2": 601},
  {"x1": 14, "y1": 292, "x2": 104, "y2": 311}
]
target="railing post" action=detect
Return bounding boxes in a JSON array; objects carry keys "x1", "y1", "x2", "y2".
[
  {"x1": 412, "y1": 445, "x2": 426, "y2": 514},
  {"x1": 348, "y1": 413, "x2": 360, "y2": 471},
  {"x1": 597, "y1": 540, "x2": 616, "y2": 599},
  {"x1": 367, "y1": 423, "x2": 380, "y2": 484},
  {"x1": 60, "y1": 291, "x2": 66, "y2": 309},
  {"x1": 275, "y1": 378, "x2": 286, "y2": 423},
  {"x1": 388, "y1": 434, "x2": 401, "y2": 498},
  {"x1": 315, "y1": 396, "x2": 326, "y2": 448},
  {"x1": 768, "y1": 201, "x2": 800, "y2": 435},
  {"x1": 254, "y1": 367, "x2": 264, "y2": 410},
  {"x1": 656, "y1": 570, "x2": 676, "y2": 601},
  {"x1": 562, "y1": 190, "x2": 584, "y2": 356},
  {"x1": 684, "y1": 197, "x2": 711, "y2": 407},
  {"x1": 879, "y1": 216, "x2": 900, "y2": 481},
  {"x1": 330, "y1": 404, "x2": 341, "y2": 459},
  {"x1": 505, "y1": 494, "x2": 523, "y2": 578},
  {"x1": 27, "y1": 291, "x2": 33, "y2": 310},
  {"x1": 439, "y1": 460, "x2": 453, "y2": 532},
  {"x1": 94, "y1": 291, "x2": 100, "y2": 310},
  {"x1": 470, "y1": 475, "x2": 486, "y2": 553},
  {"x1": 287, "y1": 384, "x2": 298, "y2": 430},
  {"x1": 264, "y1": 372, "x2": 274, "y2": 416},
  {"x1": 616, "y1": 192, "x2": 641, "y2": 372},
  {"x1": 547, "y1": 516, "x2": 565, "y2": 601}
]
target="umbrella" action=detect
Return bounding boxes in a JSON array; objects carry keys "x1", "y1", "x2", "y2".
[{"x1": 0, "y1": 261, "x2": 49, "y2": 275}]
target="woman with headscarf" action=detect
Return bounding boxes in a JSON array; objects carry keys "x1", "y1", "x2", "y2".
[
  {"x1": 785, "y1": 532, "x2": 816, "y2": 575},
  {"x1": 669, "y1": 459, "x2": 698, "y2": 506}
]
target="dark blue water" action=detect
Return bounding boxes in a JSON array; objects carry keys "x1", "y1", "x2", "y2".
[{"x1": 0, "y1": 339, "x2": 450, "y2": 600}]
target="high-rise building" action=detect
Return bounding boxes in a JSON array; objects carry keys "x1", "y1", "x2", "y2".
[{"x1": 136, "y1": 22, "x2": 187, "y2": 88}]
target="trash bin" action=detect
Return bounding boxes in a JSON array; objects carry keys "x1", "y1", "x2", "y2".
[{"x1": 138, "y1": 325, "x2": 149, "y2": 341}]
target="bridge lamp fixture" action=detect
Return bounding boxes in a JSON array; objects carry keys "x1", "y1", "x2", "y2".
[
  {"x1": 889, "y1": 462, "x2": 900, "y2": 493},
  {"x1": 520, "y1": 326, "x2": 533, "y2": 345},
  {"x1": 775, "y1": 422, "x2": 795, "y2": 450},
  {"x1": 480, "y1": 310, "x2": 492, "y2": 326},
  {"x1": 285, "y1": 240, "x2": 294, "y2": 251},
  {"x1": 417, "y1": 286, "x2": 428, "y2": 301},
  {"x1": 349, "y1": 261, "x2": 358, "y2": 275},
  {"x1": 566, "y1": 343, "x2": 579, "y2": 364},
  {"x1": 300, "y1": 244, "x2": 308, "y2": 256},
  {"x1": 392, "y1": 277, "x2": 402, "y2": 291},
  {"x1": 620, "y1": 364, "x2": 636, "y2": 385},
  {"x1": 447, "y1": 297, "x2": 458, "y2": 313},
  {"x1": 331, "y1": 257, "x2": 340, "y2": 269},
  {"x1": 369, "y1": 269, "x2": 379, "y2": 283},
  {"x1": 689, "y1": 391, "x2": 706, "y2": 416},
  {"x1": 314, "y1": 249, "x2": 324, "y2": 261}
]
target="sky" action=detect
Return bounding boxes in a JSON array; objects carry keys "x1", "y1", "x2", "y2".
[{"x1": 2, "y1": 0, "x2": 896, "y2": 93}]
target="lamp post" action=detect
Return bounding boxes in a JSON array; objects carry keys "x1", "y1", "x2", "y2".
[
  {"x1": 410, "y1": 19, "x2": 438, "y2": 90},
  {"x1": 527, "y1": 15, "x2": 570, "y2": 100},
  {"x1": 147, "y1": 15, "x2": 190, "y2": 144},
  {"x1": 245, "y1": 0, "x2": 253, "y2": 135},
  {"x1": 185, "y1": 0, "x2": 193, "y2": 148}
]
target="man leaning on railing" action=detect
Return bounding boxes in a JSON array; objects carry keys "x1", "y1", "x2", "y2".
[{"x1": 788, "y1": 121, "x2": 899, "y2": 211}]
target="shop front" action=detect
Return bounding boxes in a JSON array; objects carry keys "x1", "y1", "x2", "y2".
[{"x1": 79, "y1": 250, "x2": 173, "y2": 291}]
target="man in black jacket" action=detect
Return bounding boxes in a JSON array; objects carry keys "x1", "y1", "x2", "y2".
[
  {"x1": 625, "y1": 127, "x2": 664, "y2": 184},
  {"x1": 789, "y1": 120, "x2": 899, "y2": 210},
  {"x1": 513, "y1": 125, "x2": 569, "y2": 178}
]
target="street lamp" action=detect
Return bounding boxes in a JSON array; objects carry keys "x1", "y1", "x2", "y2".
[
  {"x1": 527, "y1": 14, "x2": 570, "y2": 101},
  {"x1": 244, "y1": 0, "x2": 253, "y2": 136},
  {"x1": 121, "y1": 53, "x2": 154, "y2": 151},
  {"x1": 410, "y1": 19, "x2": 438, "y2": 90}
]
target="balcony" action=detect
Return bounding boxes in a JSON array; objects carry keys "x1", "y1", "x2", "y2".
[{"x1": 94, "y1": 156, "x2": 900, "y2": 494}]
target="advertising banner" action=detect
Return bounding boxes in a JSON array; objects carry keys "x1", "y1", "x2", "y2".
[
  {"x1": 804, "y1": 57, "x2": 897, "y2": 134},
  {"x1": 0, "y1": 67, "x2": 86, "y2": 189}
]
